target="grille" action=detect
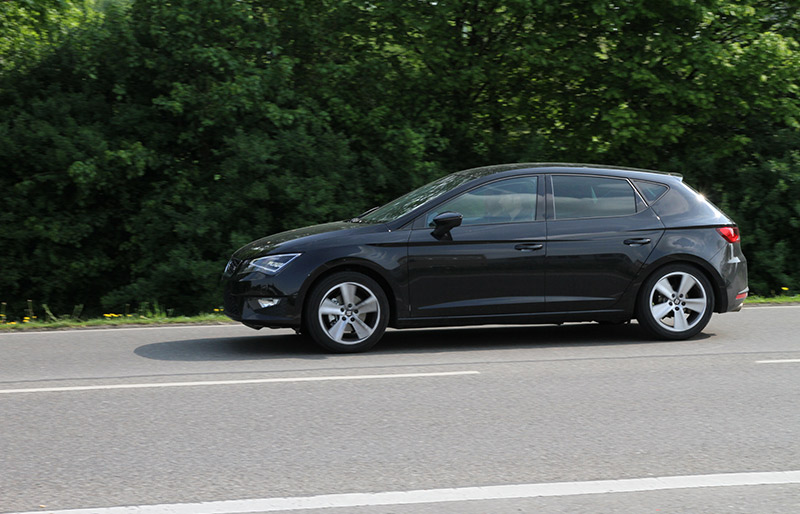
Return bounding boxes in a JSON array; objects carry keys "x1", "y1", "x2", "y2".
[{"x1": 222, "y1": 257, "x2": 241, "y2": 278}]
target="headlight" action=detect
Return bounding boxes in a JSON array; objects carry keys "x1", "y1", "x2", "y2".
[{"x1": 242, "y1": 253, "x2": 301, "y2": 275}]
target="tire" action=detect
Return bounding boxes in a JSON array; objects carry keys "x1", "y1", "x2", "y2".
[
  {"x1": 304, "y1": 272, "x2": 389, "y2": 353},
  {"x1": 636, "y1": 264, "x2": 714, "y2": 340}
]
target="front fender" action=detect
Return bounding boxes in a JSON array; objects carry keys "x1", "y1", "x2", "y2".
[{"x1": 296, "y1": 239, "x2": 411, "y2": 325}]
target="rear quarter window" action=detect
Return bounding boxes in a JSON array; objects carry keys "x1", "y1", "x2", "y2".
[{"x1": 633, "y1": 180, "x2": 669, "y2": 204}]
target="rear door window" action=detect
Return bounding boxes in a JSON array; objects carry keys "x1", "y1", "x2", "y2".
[{"x1": 551, "y1": 175, "x2": 637, "y2": 219}]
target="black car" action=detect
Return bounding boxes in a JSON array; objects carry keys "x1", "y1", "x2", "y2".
[{"x1": 222, "y1": 163, "x2": 748, "y2": 352}]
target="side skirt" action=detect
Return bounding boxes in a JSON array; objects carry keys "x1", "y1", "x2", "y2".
[{"x1": 393, "y1": 309, "x2": 630, "y2": 329}]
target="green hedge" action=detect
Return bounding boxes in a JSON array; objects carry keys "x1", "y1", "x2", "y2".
[{"x1": 1, "y1": 0, "x2": 798, "y2": 317}]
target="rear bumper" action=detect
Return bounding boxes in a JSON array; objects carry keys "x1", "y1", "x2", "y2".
[
  {"x1": 730, "y1": 288, "x2": 749, "y2": 312},
  {"x1": 718, "y1": 242, "x2": 748, "y2": 313}
]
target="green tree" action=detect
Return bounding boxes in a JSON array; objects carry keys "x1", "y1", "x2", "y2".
[{"x1": 0, "y1": 0, "x2": 798, "y2": 318}]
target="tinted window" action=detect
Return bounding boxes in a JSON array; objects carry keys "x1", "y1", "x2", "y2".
[
  {"x1": 359, "y1": 171, "x2": 480, "y2": 223},
  {"x1": 552, "y1": 175, "x2": 636, "y2": 219},
  {"x1": 633, "y1": 180, "x2": 668, "y2": 203},
  {"x1": 427, "y1": 176, "x2": 538, "y2": 227}
]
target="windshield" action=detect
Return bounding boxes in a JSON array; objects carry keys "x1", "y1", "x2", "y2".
[{"x1": 359, "y1": 170, "x2": 480, "y2": 223}]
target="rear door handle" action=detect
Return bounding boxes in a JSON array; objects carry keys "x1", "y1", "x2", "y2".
[
  {"x1": 514, "y1": 243, "x2": 544, "y2": 251},
  {"x1": 623, "y1": 238, "x2": 651, "y2": 246}
]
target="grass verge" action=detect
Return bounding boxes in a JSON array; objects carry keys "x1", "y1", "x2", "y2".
[
  {"x1": 0, "y1": 313, "x2": 234, "y2": 332},
  {"x1": 743, "y1": 294, "x2": 800, "y2": 304}
]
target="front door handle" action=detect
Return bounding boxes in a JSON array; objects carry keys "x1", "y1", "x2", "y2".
[
  {"x1": 623, "y1": 238, "x2": 651, "y2": 246},
  {"x1": 514, "y1": 243, "x2": 544, "y2": 251}
]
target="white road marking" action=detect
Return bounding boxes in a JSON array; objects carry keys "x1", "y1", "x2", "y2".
[
  {"x1": 9, "y1": 470, "x2": 800, "y2": 514},
  {"x1": 756, "y1": 359, "x2": 800, "y2": 364},
  {"x1": 0, "y1": 371, "x2": 479, "y2": 395}
]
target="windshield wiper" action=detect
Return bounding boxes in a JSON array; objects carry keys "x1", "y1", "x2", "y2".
[{"x1": 348, "y1": 206, "x2": 379, "y2": 223}]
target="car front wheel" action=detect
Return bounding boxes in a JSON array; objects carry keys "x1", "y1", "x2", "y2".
[
  {"x1": 304, "y1": 272, "x2": 389, "y2": 353},
  {"x1": 637, "y1": 264, "x2": 714, "y2": 340}
]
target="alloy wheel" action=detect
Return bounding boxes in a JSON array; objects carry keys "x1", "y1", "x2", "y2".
[
  {"x1": 648, "y1": 271, "x2": 708, "y2": 333},
  {"x1": 317, "y1": 281, "x2": 381, "y2": 345}
]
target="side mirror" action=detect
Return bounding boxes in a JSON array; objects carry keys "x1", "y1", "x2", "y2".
[{"x1": 431, "y1": 211, "x2": 463, "y2": 239}]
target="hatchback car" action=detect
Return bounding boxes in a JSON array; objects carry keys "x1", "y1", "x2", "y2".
[{"x1": 222, "y1": 163, "x2": 748, "y2": 352}]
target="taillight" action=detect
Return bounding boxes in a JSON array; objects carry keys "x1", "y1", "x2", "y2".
[{"x1": 716, "y1": 226, "x2": 740, "y2": 243}]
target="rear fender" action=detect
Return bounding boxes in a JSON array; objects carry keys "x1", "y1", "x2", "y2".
[{"x1": 614, "y1": 226, "x2": 729, "y2": 315}]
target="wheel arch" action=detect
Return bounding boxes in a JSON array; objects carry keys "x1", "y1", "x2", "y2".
[
  {"x1": 299, "y1": 259, "x2": 401, "y2": 328},
  {"x1": 633, "y1": 255, "x2": 728, "y2": 316}
]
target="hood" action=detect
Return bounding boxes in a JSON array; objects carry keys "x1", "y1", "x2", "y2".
[{"x1": 233, "y1": 221, "x2": 364, "y2": 260}]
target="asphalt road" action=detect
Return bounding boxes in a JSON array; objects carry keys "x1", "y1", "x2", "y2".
[{"x1": 1, "y1": 306, "x2": 799, "y2": 513}]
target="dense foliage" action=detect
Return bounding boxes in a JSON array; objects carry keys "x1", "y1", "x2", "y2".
[{"x1": 1, "y1": 0, "x2": 798, "y2": 316}]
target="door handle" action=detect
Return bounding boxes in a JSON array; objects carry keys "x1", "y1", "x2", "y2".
[
  {"x1": 623, "y1": 238, "x2": 651, "y2": 246},
  {"x1": 514, "y1": 243, "x2": 544, "y2": 251}
]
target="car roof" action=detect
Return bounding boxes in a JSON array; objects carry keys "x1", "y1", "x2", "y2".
[{"x1": 455, "y1": 163, "x2": 683, "y2": 182}]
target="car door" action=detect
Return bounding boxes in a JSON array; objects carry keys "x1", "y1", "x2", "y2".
[
  {"x1": 407, "y1": 175, "x2": 546, "y2": 318},
  {"x1": 545, "y1": 174, "x2": 664, "y2": 312}
]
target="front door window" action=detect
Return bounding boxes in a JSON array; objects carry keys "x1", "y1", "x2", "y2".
[{"x1": 426, "y1": 176, "x2": 538, "y2": 227}]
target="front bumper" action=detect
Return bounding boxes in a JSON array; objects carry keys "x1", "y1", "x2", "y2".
[
  {"x1": 223, "y1": 290, "x2": 301, "y2": 328},
  {"x1": 222, "y1": 258, "x2": 306, "y2": 328}
]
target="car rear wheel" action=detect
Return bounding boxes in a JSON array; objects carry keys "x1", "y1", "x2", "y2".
[
  {"x1": 304, "y1": 272, "x2": 389, "y2": 353},
  {"x1": 637, "y1": 264, "x2": 714, "y2": 340}
]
